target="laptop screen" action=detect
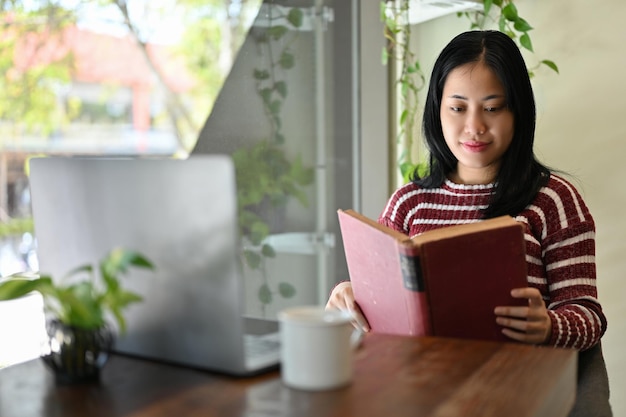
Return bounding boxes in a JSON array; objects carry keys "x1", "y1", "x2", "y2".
[{"x1": 28, "y1": 155, "x2": 275, "y2": 375}]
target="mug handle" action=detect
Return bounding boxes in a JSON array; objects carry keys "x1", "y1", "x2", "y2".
[{"x1": 350, "y1": 327, "x2": 365, "y2": 349}]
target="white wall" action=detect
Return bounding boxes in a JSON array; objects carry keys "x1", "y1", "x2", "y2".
[
  {"x1": 410, "y1": 1, "x2": 626, "y2": 414},
  {"x1": 359, "y1": 2, "x2": 391, "y2": 219},
  {"x1": 525, "y1": 4, "x2": 626, "y2": 415}
]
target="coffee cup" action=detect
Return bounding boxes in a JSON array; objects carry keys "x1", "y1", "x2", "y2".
[{"x1": 278, "y1": 306, "x2": 362, "y2": 391}]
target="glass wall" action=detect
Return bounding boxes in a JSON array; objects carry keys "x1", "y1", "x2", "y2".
[
  {"x1": 192, "y1": 0, "x2": 357, "y2": 317},
  {"x1": 0, "y1": 0, "x2": 359, "y2": 328},
  {"x1": 0, "y1": 0, "x2": 261, "y2": 276}
]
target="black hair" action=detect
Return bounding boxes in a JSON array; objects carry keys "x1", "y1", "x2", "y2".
[{"x1": 416, "y1": 30, "x2": 550, "y2": 218}]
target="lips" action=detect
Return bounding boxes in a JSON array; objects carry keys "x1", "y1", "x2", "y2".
[{"x1": 462, "y1": 141, "x2": 490, "y2": 152}]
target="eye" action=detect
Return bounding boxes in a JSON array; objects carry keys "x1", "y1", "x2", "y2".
[
  {"x1": 450, "y1": 106, "x2": 464, "y2": 112},
  {"x1": 484, "y1": 103, "x2": 507, "y2": 112}
]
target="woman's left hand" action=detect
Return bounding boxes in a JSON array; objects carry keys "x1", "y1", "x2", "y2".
[{"x1": 494, "y1": 287, "x2": 552, "y2": 345}]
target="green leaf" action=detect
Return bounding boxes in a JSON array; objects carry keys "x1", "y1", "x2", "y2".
[
  {"x1": 278, "y1": 282, "x2": 296, "y2": 298},
  {"x1": 269, "y1": 99, "x2": 281, "y2": 115},
  {"x1": 483, "y1": 0, "x2": 493, "y2": 15},
  {"x1": 111, "y1": 308, "x2": 127, "y2": 334},
  {"x1": 513, "y1": 17, "x2": 533, "y2": 32},
  {"x1": 399, "y1": 109, "x2": 408, "y2": 126},
  {"x1": 379, "y1": 1, "x2": 387, "y2": 22},
  {"x1": 57, "y1": 286, "x2": 103, "y2": 329},
  {"x1": 0, "y1": 276, "x2": 55, "y2": 300},
  {"x1": 63, "y1": 264, "x2": 93, "y2": 280},
  {"x1": 519, "y1": 33, "x2": 533, "y2": 52},
  {"x1": 253, "y1": 69, "x2": 270, "y2": 80},
  {"x1": 259, "y1": 87, "x2": 272, "y2": 103},
  {"x1": 258, "y1": 284, "x2": 272, "y2": 305},
  {"x1": 105, "y1": 247, "x2": 154, "y2": 275},
  {"x1": 261, "y1": 244, "x2": 276, "y2": 258},
  {"x1": 502, "y1": 3, "x2": 518, "y2": 21},
  {"x1": 275, "y1": 81, "x2": 287, "y2": 98},
  {"x1": 287, "y1": 8, "x2": 303, "y2": 28},
  {"x1": 244, "y1": 250, "x2": 262, "y2": 269},
  {"x1": 541, "y1": 59, "x2": 559, "y2": 73},
  {"x1": 400, "y1": 81, "x2": 409, "y2": 98},
  {"x1": 249, "y1": 220, "x2": 270, "y2": 245},
  {"x1": 498, "y1": 14, "x2": 506, "y2": 32},
  {"x1": 381, "y1": 47, "x2": 389, "y2": 65},
  {"x1": 279, "y1": 51, "x2": 295, "y2": 69},
  {"x1": 267, "y1": 25, "x2": 288, "y2": 40}
]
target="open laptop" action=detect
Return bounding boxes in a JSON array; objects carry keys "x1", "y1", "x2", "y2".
[{"x1": 28, "y1": 155, "x2": 280, "y2": 376}]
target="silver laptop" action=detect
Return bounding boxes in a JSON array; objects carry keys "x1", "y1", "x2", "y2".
[{"x1": 28, "y1": 155, "x2": 280, "y2": 376}]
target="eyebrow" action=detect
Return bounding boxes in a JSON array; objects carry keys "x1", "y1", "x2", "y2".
[{"x1": 447, "y1": 94, "x2": 505, "y2": 101}]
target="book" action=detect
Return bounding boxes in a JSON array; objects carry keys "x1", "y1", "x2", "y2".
[{"x1": 337, "y1": 209, "x2": 528, "y2": 342}]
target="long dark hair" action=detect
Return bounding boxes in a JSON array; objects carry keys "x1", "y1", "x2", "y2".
[{"x1": 416, "y1": 30, "x2": 550, "y2": 218}]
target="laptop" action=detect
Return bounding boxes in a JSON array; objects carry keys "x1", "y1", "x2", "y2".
[{"x1": 28, "y1": 155, "x2": 280, "y2": 376}]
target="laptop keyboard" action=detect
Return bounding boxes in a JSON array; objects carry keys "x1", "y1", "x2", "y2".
[
  {"x1": 245, "y1": 333, "x2": 280, "y2": 356},
  {"x1": 244, "y1": 332, "x2": 281, "y2": 370}
]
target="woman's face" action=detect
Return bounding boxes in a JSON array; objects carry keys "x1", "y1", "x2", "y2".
[{"x1": 440, "y1": 61, "x2": 514, "y2": 185}]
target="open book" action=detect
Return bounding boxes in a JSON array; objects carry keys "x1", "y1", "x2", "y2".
[{"x1": 337, "y1": 209, "x2": 528, "y2": 342}]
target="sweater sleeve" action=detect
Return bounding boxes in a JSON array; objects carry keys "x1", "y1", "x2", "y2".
[
  {"x1": 529, "y1": 177, "x2": 607, "y2": 351},
  {"x1": 543, "y1": 220, "x2": 606, "y2": 350},
  {"x1": 377, "y1": 183, "x2": 416, "y2": 234}
]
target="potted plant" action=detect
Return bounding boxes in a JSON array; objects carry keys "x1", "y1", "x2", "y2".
[{"x1": 0, "y1": 247, "x2": 154, "y2": 383}]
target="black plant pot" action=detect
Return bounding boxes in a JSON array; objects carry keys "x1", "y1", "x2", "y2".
[{"x1": 41, "y1": 319, "x2": 114, "y2": 384}]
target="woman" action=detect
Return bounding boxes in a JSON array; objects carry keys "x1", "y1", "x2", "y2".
[{"x1": 327, "y1": 30, "x2": 611, "y2": 416}]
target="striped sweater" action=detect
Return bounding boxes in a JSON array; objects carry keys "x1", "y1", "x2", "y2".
[{"x1": 379, "y1": 174, "x2": 607, "y2": 351}]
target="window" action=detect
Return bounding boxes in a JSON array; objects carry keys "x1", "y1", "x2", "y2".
[{"x1": 1, "y1": 0, "x2": 362, "y2": 366}]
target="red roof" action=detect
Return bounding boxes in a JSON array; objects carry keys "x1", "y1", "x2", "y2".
[{"x1": 12, "y1": 25, "x2": 195, "y2": 92}]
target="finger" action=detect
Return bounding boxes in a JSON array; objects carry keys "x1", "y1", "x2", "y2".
[
  {"x1": 347, "y1": 303, "x2": 370, "y2": 332},
  {"x1": 497, "y1": 315, "x2": 550, "y2": 343},
  {"x1": 496, "y1": 316, "x2": 529, "y2": 332},
  {"x1": 510, "y1": 287, "x2": 542, "y2": 302},
  {"x1": 325, "y1": 282, "x2": 353, "y2": 310},
  {"x1": 494, "y1": 306, "x2": 529, "y2": 318},
  {"x1": 501, "y1": 328, "x2": 543, "y2": 344}
]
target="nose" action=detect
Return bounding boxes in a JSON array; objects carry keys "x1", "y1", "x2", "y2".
[{"x1": 464, "y1": 110, "x2": 486, "y2": 136}]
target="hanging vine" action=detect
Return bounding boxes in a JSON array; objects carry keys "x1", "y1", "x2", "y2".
[
  {"x1": 381, "y1": 1, "x2": 426, "y2": 183},
  {"x1": 459, "y1": 0, "x2": 558, "y2": 78}
]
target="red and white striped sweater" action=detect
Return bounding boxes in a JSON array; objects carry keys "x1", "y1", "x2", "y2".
[{"x1": 379, "y1": 174, "x2": 607, "y2": 351}]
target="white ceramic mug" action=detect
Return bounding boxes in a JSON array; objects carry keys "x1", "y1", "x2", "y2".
[{"x1": 278, "y1": 306, "x2": 362, "y2": 391}]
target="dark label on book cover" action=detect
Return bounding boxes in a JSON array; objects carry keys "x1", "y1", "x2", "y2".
[{"x1": 399, "y1": 253, "x2": 424, "y2": 292}]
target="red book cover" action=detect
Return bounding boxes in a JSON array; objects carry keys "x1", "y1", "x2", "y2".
[
  {"x1": 337, "y1": 209, "x2": 431, "y2": 336},
  {"x1": 337, "y1": 209, "x2": 528, "y2": 342}
]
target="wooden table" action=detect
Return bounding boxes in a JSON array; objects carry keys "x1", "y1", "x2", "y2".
[{"x1": 0, "y1": 334, "x2": 577, "y2": 417}]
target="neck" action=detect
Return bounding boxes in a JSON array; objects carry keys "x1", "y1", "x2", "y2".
[{"x1": 450, "y1": 165, "x2": 499, "y2": 185}]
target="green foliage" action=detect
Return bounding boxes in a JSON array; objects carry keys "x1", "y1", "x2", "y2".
[
  {"x1": 0, "y1": 217, "x2": 34, "y2": 239},
  {"x1": 252, "y1": 7, "x2": 302, "y2": 145},
  {"x1": 0, "y1": 247, "x2": 154, "y2": 333},
  {"x1": 257, "y1": 281, "x2": 296, "y2": 306},
  {"x1": 400, "y1": 160, "x2": 429, "y2": 184},
  {"x1": 0, "y1": 3, "x2": 78, "y2": 136},
  {"x1": 381, "y1": 0, "x2": 426, "y2": 184},
  {"x1": 242, "y1": 6, "x2": 309, "y2": 308},
  {"x1": 460, "y1": 0, "x2": 559, "y2": 78},
  {"x1": 234, "y1": 139, "x2": 314, "y2": 268}
]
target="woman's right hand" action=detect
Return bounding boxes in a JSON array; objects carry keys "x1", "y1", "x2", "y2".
[{"x1": 325, "y1": 281, "x2": 370, "y2": 332}]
